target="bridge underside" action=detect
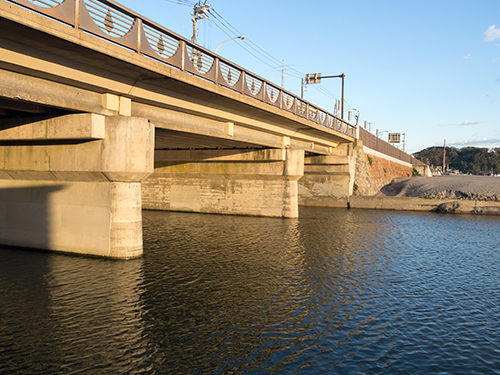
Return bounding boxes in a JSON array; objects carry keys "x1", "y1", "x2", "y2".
[
  {"x1": 0, "y1": 109, "x2": 357, "y2": 259},
  {"x1": 0, "y1": 2, "x2": 358, "y2": 258}
]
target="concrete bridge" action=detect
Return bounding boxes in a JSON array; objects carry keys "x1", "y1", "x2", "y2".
[{"x1": 0, "y1": 0, "x2": 362, "y2": 259}]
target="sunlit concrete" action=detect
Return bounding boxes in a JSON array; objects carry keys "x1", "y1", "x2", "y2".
[
  {"x1": 143, "y1": 149, "x2": 304, "y2": 218},
  {"x1": 0, "y1": 115, "x2": 154, "y2": 259}
]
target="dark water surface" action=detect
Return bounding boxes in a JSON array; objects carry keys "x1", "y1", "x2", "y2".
[{"x1": 1, "y1": 207, "x2": 500, "y2": 374}]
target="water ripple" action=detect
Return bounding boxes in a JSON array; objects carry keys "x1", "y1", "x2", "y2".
[{"x1": 1, "y1": 208, "x2": 500, "y2": 373}]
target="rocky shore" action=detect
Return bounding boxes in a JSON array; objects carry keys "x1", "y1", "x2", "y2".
[{"x1": 376, "y1": 176, "x2": 500, "y2": 215}]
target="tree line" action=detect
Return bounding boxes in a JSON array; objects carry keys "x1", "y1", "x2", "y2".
[{"x1": 413, "y1": 146, "x2": 500, "y2": 174}]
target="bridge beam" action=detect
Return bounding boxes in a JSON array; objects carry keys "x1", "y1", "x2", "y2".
[
  {"x1": 142, "y1": 148, "x2": 304, "y2": 218},
  {"x1": 0, "y1": 114, "x2": 154, "y2": 259}
]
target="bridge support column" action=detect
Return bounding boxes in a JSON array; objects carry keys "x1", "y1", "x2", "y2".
[
  {"x1": 0, "y1": 114, "x2": 154, "y2": 259},
  {"x1": 142, "y1": 148, "x2": 304, "y2": 218},
  {"x1": 298, "y1": 141, "x2": 361, "y2": 207}
]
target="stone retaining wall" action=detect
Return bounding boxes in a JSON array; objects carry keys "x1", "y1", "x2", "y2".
[{"x1": 353, "y1": 147, "x2": 413, "y2": 196}]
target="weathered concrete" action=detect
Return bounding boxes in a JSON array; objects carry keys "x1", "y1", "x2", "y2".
[
  {"x1": 0, "y1": 113, "x2": 105, "y2": 140},
  {"x1": 0, "y1": 114, "x2": 154, "y2": 259},
  {"x1": 142, "y1": 149, "x2": 304, "y2": 218},
  {"x1": 0, "y1": 2, "x2": 352, "y2": 154},
  {"x1": 298, "y1": 141, "x2": 361, "y2": 206}
]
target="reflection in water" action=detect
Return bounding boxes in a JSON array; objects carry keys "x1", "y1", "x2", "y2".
[
  {"x1": 45, "y1": 256, "x2": 147, "y2": 372},
  {"x1": 1, "y1": 207, "x2": 500, "y2": 373},
  {"x1": 0, "y1": 250, "x2": 147, "y2": 373}
]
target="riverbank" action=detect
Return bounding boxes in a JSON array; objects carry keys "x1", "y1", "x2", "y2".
[{"x1": 353, "y1": 176, "x2": 500, "y2": 215}]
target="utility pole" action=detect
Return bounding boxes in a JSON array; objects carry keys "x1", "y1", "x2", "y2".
[
  {"x1": 191, "y1": 1, "x2": 211, "y2": 44},
  {"x1": 443, "y1": 139, "x2": 446, "y2": 174}
]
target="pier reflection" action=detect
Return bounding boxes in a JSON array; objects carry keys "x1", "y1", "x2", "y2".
[{"x1": 45, "y1": 255, "x2": 148, "y2": 372}]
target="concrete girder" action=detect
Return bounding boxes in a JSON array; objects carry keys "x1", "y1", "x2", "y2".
[
  {"x1": 0, "y1": 113, "x2": 105, "y2": 141},
  {"x1": 0, "y1": 2, "x2": 354, "y2": 150}
]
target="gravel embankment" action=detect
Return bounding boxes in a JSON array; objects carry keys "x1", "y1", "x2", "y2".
[{"x1": 380, "y1": 176, "x2": 500, "y2": 202}]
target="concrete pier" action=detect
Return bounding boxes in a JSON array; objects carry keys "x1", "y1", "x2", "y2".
[
  {"x1": 0, "y1": 114, "x2": 154, "y2": 259},
  {"x1": 142, "y1": 148, "x2": 304, "y2": 218},
  {"x1": 298, "y1": 142, "x2": 360, "y2": 207}
]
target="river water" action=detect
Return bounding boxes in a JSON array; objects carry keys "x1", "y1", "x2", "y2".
[{"x1": 1, "y1": 207, "x2": 500, "y2": 374}]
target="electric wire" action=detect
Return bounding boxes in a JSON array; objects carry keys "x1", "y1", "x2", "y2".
[
  {"x1": 164, "y1": 0, "x2": 352, "y2": 113},
  {"x1": 163, "y1": 0, "x2": 195, "y2": 6}
]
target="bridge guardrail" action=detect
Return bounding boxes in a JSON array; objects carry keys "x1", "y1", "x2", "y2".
[
  {"x1": 5, "y1": 0, "x2": 356, "y2": 138},
  {"x1": 359, "y1": 127, "x2": 423, "y2": 166}
]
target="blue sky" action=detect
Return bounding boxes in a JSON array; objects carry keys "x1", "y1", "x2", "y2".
[{"x1": 116, "y1": 0, "x2": 500, "y2": 154}]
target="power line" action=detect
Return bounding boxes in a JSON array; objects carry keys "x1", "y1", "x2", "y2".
[
  {"x1": 209, "y1": 8, "x2": 282, "y2": 65},
  {"x1": 164, "y1": 1, "x2": 306, "y2": 82},
  {"x1": 163, "y1": 0, "x2": 195, "y2": 6},
  {"x1": 209, "y1": 17, "x2": 283, "y2": 72},
  {"x1": 165, "y1": 1, "x2": 350, "y2": 110},
  {"x1": 208, "y1": 8, "x2": 303, "y2": 77}
]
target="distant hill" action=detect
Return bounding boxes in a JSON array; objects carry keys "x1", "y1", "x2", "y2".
[{"x1": 413, "y1": 146, "x2": 500, "y2": 174}]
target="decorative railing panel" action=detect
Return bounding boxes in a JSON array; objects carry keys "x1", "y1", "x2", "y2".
[
  {"x1": 281, "y1": 92, "x2": 295, "y2": 113},
  {"x1": 5, "y1": 0, "x2": 356, "y2": 140},
  {"x1": 143, "y1": 25, "x2": 177, "y2": 58},
  {"x1": 11, "y1": 0, "x2": 74, "y2": 24},
  {"x1": 218, "y1": 61, "x2": 243, "y2": 92},
  {"x1": 244, "y1": 74, "x2": 264, "y2": 100},
  {"x1": 265, "y1": 84, "x2": 280, "y2": 107},
  {"x1": 79, "y1": 0, "x2": 138, "y2": 50}
]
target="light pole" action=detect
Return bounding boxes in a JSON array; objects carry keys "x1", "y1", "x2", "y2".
[
  {"x1": 215, "y1": 35, "x2": 246, "y2": 54},
  {"x1": 364, "y1": 121, "x2": 375, "y2": 133},
  {"x1": 376, "y1": 129, "x2": 388, "y2": 139},
  {"x1": 347, "y1": 108, "x2": 359, "y2": 125}
]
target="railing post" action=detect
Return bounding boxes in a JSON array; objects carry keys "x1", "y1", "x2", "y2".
[
  {"x1": 241, "y1": 71, "x2": 246, "y2": 94},
  {"x1": 180, "y1": 41, "x2": 186, "y2": 71},
  {"x1": 74, "y1": 0, "x2": 80, "y2": 29},
  {"x1": 214, "y1": 57, "x2": 219, "y2": 85},
  {"x1": 136, "y1": 18, "x2": 142, "y2": 53},
  {"x1": 262, "y1": 81, "x2": 267, "y2": 103}
]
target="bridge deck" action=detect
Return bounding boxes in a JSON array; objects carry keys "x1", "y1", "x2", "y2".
[{"x1": 0, "y1": 0, "x2": 355, "y2": 155}]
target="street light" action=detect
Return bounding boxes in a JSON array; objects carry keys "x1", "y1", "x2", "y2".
[
  {"x1": 215, "y1": 35, "x2": 246, "y2": 54},
  {"x1": 347, "y1": 108, "x2": 359, "y2": 125},
  {"x1": 376, "y1": 129, "x2": 388, "y2": 139},
  {"x1": 364, "y1": 121, "x2": 375, "y2": 133}
]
